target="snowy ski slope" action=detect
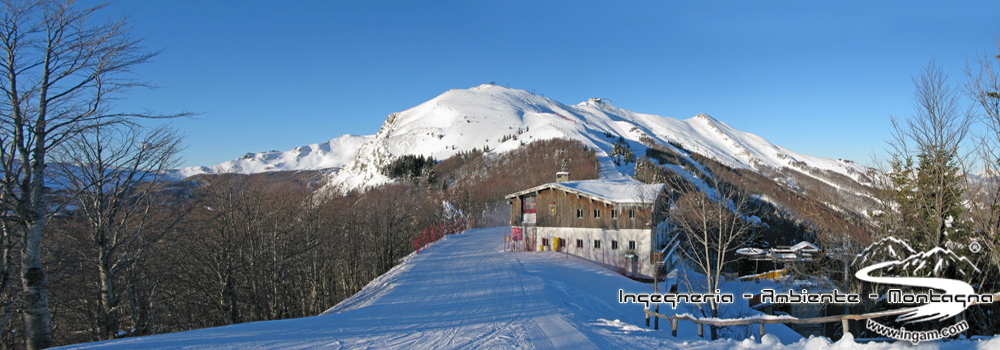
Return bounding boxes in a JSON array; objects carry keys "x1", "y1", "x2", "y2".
[{"x1": 56, "y1": 228, "x2": 999, "y2": 349}]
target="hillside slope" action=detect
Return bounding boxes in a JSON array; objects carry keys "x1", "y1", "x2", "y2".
[
  {"x1": 322, "y1": 84, "x2": 869, "y2": 194},
  {"x1": 169, "y1": 85, "x2": 872, "y2": 199}
]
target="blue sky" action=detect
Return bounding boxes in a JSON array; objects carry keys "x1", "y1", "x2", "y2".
[{"x1": 99, "y1": 1, "x2": 999, "y2": 168}]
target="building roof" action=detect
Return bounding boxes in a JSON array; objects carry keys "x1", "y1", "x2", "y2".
[
  {"x1": 505, "y1": 179, "x2": 664, "y2": 206},
  {"x1": 788, "y1": 241, "x2": 820, "y2": 253}
]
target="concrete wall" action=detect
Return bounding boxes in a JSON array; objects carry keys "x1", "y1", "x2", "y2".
[{"x1": 515, "y1": 226, "x2": 654, "y2": 279}]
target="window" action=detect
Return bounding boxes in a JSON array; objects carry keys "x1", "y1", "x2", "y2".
[
  {"x1": 576, "y1": 209, "x2": 584, "y2": 218},
  {"x1": 593, "y1": 209, "x2": 601, "y2": 218},
  {"x1": 611, "y1": 240, "x2": 619, "y2": 250},
  {"x1": 628, "y1": 209, "x2": 635, "y2": 219},
  {"x1": 542, "y1": 238, "x2": 549, "y2": 247},
  {"x1": 611, "y1": 209, "x2": 618, "y2": 219},
  {"x1": 522, "y1": 195, "x2": 536, "y2": 214},
  {"x1": 594, "y1": 240, "x2": 602, "y2": 249},
  {"x1": 629, "y1": 240, "x2": 636, "y2": 250},
  {"x1": 576, "y1": 239, "x2": 583, "y2": 248}
]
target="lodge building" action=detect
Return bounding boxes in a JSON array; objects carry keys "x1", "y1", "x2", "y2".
[{"x1": 505, "y1": 173, "x2": 665, "y2": 279}]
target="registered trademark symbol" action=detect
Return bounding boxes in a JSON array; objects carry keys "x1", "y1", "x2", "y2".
[{"x1": 969, "y1": 241, "x2": 982, "y2": 254}]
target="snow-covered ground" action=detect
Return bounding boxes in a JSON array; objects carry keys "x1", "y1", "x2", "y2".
[{"x1": 57, "y1": 228, "x2": 1000, "y2": 349}]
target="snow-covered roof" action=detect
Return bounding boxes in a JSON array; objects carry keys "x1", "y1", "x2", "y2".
[
  {"x1": 505, "y1": 179, "x2": 664, "y2": 206},
  {"x1": 788, "y1": 241, "x2": 820, "y2": 253}
]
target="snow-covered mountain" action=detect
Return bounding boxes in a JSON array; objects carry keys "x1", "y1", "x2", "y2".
[
  {"x1": 172, "y1": 84, "x2": 872, "y2": 197},
  {"x1": 173, "y1": 134, "x2": 372, "y2": 178},
  {"x1": 321, "y1": 84, "x2": 870, "y2": 194}
]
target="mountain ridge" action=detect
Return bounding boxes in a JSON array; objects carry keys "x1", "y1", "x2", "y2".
[
  {"x1": 172, "y1": 84, "x2": 872, "y2": 199},
  {"x1": 173, "y1": 134, "x2": 372, "y2": 178},
  {"x1": 321, "y1": 84, "x2": 870, "y2": 194}
]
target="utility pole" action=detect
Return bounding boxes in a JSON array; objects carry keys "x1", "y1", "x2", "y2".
[{"x1": 654, "y1": 234, "x2": 660, "y2": 330}]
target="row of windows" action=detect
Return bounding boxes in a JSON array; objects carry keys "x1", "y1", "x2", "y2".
[
  {"x1": 575, "y1": 208, "x2": 635, "y2": 219},
  {"x1": 595, "y1": 240, "x2": 635, "y2": 250},
  {"x1": 541, "y1": 238, "x2": 638, "y2": 250}
]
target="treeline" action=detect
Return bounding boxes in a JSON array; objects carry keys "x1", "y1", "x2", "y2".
[
  {"x1": 436, "y1": 138, "x2": 599, "y2": 226},
  {"x1": 0, "y1": 138, "x2": 599, "y2": 348},
  {"x1": 34, "y1": 174, "x2": 442, "y2": 347}
]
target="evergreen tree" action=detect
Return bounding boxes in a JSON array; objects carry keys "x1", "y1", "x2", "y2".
[
  {"x1": 880, "y1": 141, "x2": 970, "y2": 252},
  {"x1": 610, "y1": 137, "x2": 636, "y2": 166},
  {"x1": 878, "y1": 156, "x2": 918, "y2": 241},
  {"x1": 914, "y1": 148, "x2": 969, "y2": 248},
  {"x1": 876, "y1": 60, "x2": 972, "y2": 253}
]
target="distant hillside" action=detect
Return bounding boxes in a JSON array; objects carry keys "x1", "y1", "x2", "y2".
[
  {"x1": 173, "y1": 85, "x2": 875, "y2": 206},
  {"x1": 320, "y1": 85, "x2": 871, "y2": 196},
  {"x1": 173, "y1": 134, "x2": 372, "y2": 178}
]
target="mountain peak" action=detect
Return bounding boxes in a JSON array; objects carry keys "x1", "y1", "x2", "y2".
[
  {"x1": 170, "y1": 85, "x2": 872, "y2": 197},
  {"x1": 317, "y1": 85, "x2": 871, "y2": 194}
]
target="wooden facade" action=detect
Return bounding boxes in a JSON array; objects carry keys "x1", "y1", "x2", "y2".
[{"x1": 508, "y1": 187, "x2": 652, "y2": 230}]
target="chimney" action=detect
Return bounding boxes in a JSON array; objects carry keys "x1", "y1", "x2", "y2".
[{"x1": 556, "y1": 172, "x2": 570, "y2": 183}]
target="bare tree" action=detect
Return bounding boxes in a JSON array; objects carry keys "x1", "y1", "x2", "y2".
[
  {"x1": 0, "y1": 1, "x2": 182, "y2": 347},
  {"x1": 188, "y1": 174, "x2": 323, "y2": 325},
  {"x1": 965, "y1": 41, "x2": 1000, "y2": 240},
  {"x1": 963, "y1": 39, "x2": 1000, "y2": 337},
  {"x1": 52, "y1": 124, "x2": 183, "y2": 340},
  {"x1": 875, "y1": 59, "x2": 973, "y2": 252},
  {"x1": 666, "y1": 171, "x2": 758, "y2": 340}
]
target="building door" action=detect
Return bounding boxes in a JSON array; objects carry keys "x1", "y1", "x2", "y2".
[
  {"x1": 631, "y1": 256, "x2": 639, "y2": 277},
  {"x1": 624, "y1": 254, "x2": 638, "y2": 277}
]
